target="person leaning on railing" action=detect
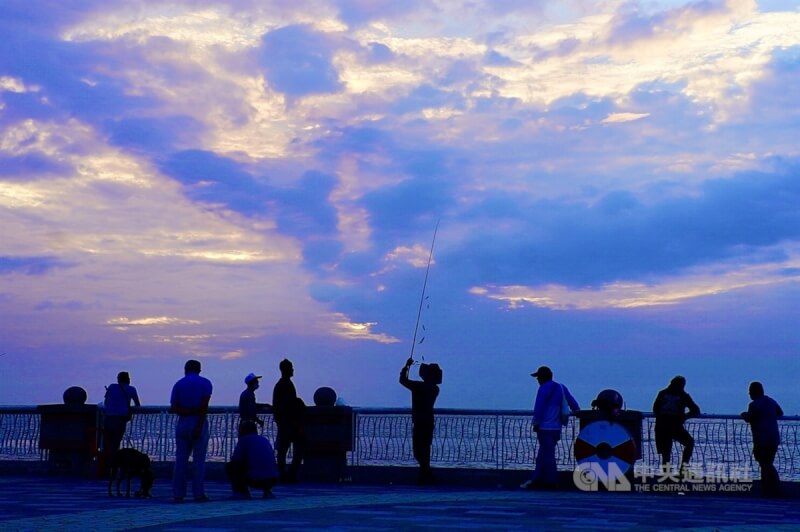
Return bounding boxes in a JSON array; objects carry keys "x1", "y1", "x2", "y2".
[
  {"x1": 522, "y1": 366, "x2": 579, "y2": 491},
  {"x1": 652, "y1": 375, "x2": 700, "y2": 475},
  {"x1": 103, "y1": 371, "x2": 141, "y2": 461},
  {"x1": 742, "y1": 381, "x2": 784, "y2": 498}
]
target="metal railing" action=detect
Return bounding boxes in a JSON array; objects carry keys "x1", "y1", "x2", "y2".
[{"x1": 2, "y1": 406, "x2": 799, "y2": 480}]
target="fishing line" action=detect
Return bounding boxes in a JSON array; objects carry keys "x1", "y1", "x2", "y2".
[{"x1": 409, "y1": 219, "x2": 440, "y2": 363}]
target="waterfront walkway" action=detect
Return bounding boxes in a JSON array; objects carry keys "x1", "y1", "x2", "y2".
[{"x1": 2, "y1": 476, "x2": 800, "y2": 531}]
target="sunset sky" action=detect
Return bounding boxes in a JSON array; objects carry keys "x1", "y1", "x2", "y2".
[{"x1": 2, "y1": 0, "x2": 799, "y2": 413}]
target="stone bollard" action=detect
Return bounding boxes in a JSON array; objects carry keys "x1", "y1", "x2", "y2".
[
  {"x1": 38, "y1": 387, "x2": 99, "y2": 477},
  {"x1": 302, "y1": 387, "x2": 353, "y2": 482}
]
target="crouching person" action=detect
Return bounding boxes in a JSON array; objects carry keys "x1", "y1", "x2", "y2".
[{"x1": 226, "y1": 420, "x2": 279, "y2": 499}]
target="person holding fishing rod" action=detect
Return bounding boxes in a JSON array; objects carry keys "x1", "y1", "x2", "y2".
[
  {"x1": 400, "y1": 221, "x2": 443, "y2": 485},
  {"x1": 400, "y1": 356, "x2": 441, "y2": 485}
]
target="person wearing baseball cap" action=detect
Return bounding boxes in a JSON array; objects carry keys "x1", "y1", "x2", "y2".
[
  {"x1": 521, "y1": 365, "x2": 579, "y2": 490},
  {"x1": 239, "y1": 372, "x2": 269, "y2": 428}
]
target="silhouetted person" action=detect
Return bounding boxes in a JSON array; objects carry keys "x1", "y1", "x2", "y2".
[
  {"x1": 591, "y1": 389, "x2": 624, "y2": 418},
  {"x1": 272, "y1": 358, "x2": 305, "y2": 483},
  {"x1": 522, "y1": 366, "x2": 579, "y2": 490},
  {"x1": 170, "y1": 359, "x2": 213, "y2": 502},
  {"x1": 103, "y1": 371, "x2": 141, "y2": 462},
  {"x1": 741, "y1": 381, "x2": 784, "y2": 497},
  {"x1": 653, "y1": 375, "x2": 700, "y2": 474},
  {"x1": 399, "y1": 357, "x2": 441, "y2": 484},
  {"x1": 226, "y1": 420, "x2": 279, "y2": 499},
  {"x1": 239, "y1": 372, "x2": 269, "y2": 428}
]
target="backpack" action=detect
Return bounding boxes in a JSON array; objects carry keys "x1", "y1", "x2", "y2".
[
  {"x1": 559, "y1": 384, "x2": 571, "y2": 426},
  {"x1": 658, "y1": 392, "x2": 682, "y2": 416}
]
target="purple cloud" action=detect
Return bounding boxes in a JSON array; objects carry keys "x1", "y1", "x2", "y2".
[
  {"x1": 0, "y1": 257, "x2": 67, "y2": 275},
  {"x1": 258, "y1": 25, "x2": 343, "y2": 97}
]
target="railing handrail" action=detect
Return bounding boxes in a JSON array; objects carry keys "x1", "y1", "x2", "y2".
[
  {"x1": 5, "y1": 405, "x2": 798, "y2": 421},
  {"x1": 3, "y1": 405, "x2": 800, "y2": 480}
]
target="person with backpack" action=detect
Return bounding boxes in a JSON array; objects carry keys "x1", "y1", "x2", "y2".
[
  {"x1": 103, "y1": 371, "x2": 141, "y2": 462},
  {"x1": 522, "y1": 366, "x2": 579, "y2": 490},
  {"x1": 652, "y1": 375, "x2": 700, "y2": 475}
]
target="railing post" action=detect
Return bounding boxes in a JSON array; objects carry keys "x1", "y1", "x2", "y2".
[
  {"x1": 352, "y1": 409, "x2": 358, "y2": 467},
  {"x1": 496, "y1": 413, "x2": 502, "y2": 470},
  {"x1": 160, "y1": 409, "x2": 167, "y2": 462},
  {"x1": 729, "y1": 417, "x2": 734, "y2": 478}
]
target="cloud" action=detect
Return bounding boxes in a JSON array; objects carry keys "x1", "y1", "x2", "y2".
[
  {"x1": 0, "y1": 153, "x2": 72, "y2": 179},
  {"x1": 448, "y1": 164, "x2": 800, "y2": 288},
  {"x1": 104, "y1": 116, "x2": 203, "y2": 155},
  {"x1": 472, "y1": 259, "x2": 800, "y2": 310},
  {"x1": 602, "y1": 112, "x2": 650, "y2": 124},
  {"x1": 365, "y1": 41, "x2": 395, "y2": 63},
  {"x1": 159, "y1": 149, "x2": 270, "y2": 216},
  {"x1": 0, "y1": 256, "x2": 67, "y2": 275},
  {"x1": 159, "y1": 151, "x2": 342, "y2": 241},
  {"x1": 605, "y1": 0, "x2": 739, "y2": 47},
  {"x1": 484, "y1": 49, "x2": 517, "y2": 66},
  {"x1": 328, "y1": 312, "x2": 401, "y2": 342},
  {"x1": 334, "y1": 0, "x2": 428, "y2": 26},
  {"x1": 360, "y1": 174, "x2": 453, "y2": 236},
  {"x1": 391, "y1": 84, "x2": 465, "y2": 115},
  {"x1": 106, "y1": 316, "x2": 202, "y2": 327},
  {"x1": 271, "y1": 170, "x2": 339, "y2": 238},
  {"x1": 258, "y1": 24, "x2": 343, "y2": 97},
  {"x1": 35, "y1": 299, "x2": 90, "y2": 311}
]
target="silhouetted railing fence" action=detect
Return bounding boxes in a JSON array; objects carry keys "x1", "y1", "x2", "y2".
[{"x1": 1, "y1": 406, "x2": 799, "y2": 480}]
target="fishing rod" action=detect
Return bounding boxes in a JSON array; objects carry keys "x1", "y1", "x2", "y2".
[{"x1": 409, "y1": 219, "x2": 440, "y2": 363}]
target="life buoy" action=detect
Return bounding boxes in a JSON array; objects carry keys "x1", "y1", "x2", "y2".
[{"x1": 574, "y1": 420, "x2": 637, "y2": 473}]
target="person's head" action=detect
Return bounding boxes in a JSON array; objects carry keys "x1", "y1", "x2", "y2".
[
  {"x1": 239, "y1": 420, "x2": 258, "y2": 436},
  {"x1": 279, "y1": 358, "x2": 293, "y2": 377},
  {"x1": 419, "y1": 363, "x2": 442, "y2": 385},
  {"x1": 117, "y1": 371, "x2": 131, "y2": 385},
  {"x1": 184, "y1": 359, "x2": 202, "y2": 375},
  {"x1": 749, "y1": 381, "x2": 765, "y2": 399},
  {"x1": 669, "y1": 375, "x2": 686, "y2": 391},
  {"x1": 531, "y1": 366, "x2": 553, "y2": 385},
  {"x1": 244, "y1": 372, "x2": 261, "y2": 389}
]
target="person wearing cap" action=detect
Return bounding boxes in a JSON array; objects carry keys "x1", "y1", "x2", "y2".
[
  {"x1": 226, "y1": 420, "x2": 280, "y2": 499},
  {"x1": 652, "y1": 375, "x2": 700, "y2": 475},
  {"x1": 239, "y1": 373, "x2": 270, "y2": 428},
  {"x1": 103, "y1": 371, "x2": 141, "y2": 463},
  {"x1": 272, "y1": 358, "x2": 305, "y2": 483},
  {"x1": 170, "y1": 359, "x2": 213, "y2": 502},
  {"x1": 741, "y1": 381, "x2": 784, "y2": 497},
  {"x1": 400, "y1": 356, "x2": 441, "y2": 485},
  {"x1": 522, "y1": 366, "x2": 579, "y2": 490}
]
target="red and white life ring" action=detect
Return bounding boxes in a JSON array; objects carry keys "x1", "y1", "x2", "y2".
[{"x1": 574, "y1": 420, "x2": 637, "y2": 474}]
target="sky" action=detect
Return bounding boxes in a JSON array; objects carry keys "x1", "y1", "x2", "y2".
[{"x1": 1, "y1": 0, "x2": 800, "y2": 414}]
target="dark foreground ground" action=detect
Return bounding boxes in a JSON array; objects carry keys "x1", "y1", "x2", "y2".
[{"x1": 1, "y1": 475, "x2": 800, "y2": 531}]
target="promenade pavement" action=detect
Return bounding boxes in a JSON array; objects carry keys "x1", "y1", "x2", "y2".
[{"x1": 1, "y1": 475, "x2": 800, "y2": 531}]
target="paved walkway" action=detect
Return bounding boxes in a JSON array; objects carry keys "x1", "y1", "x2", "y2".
[{"x1": 1, "y1": 476, "x2": 800, "y2": 531}]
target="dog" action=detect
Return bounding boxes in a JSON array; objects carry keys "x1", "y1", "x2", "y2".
[{"x1": 107, "y1": 448, "x2": 154, "y2": 498}]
